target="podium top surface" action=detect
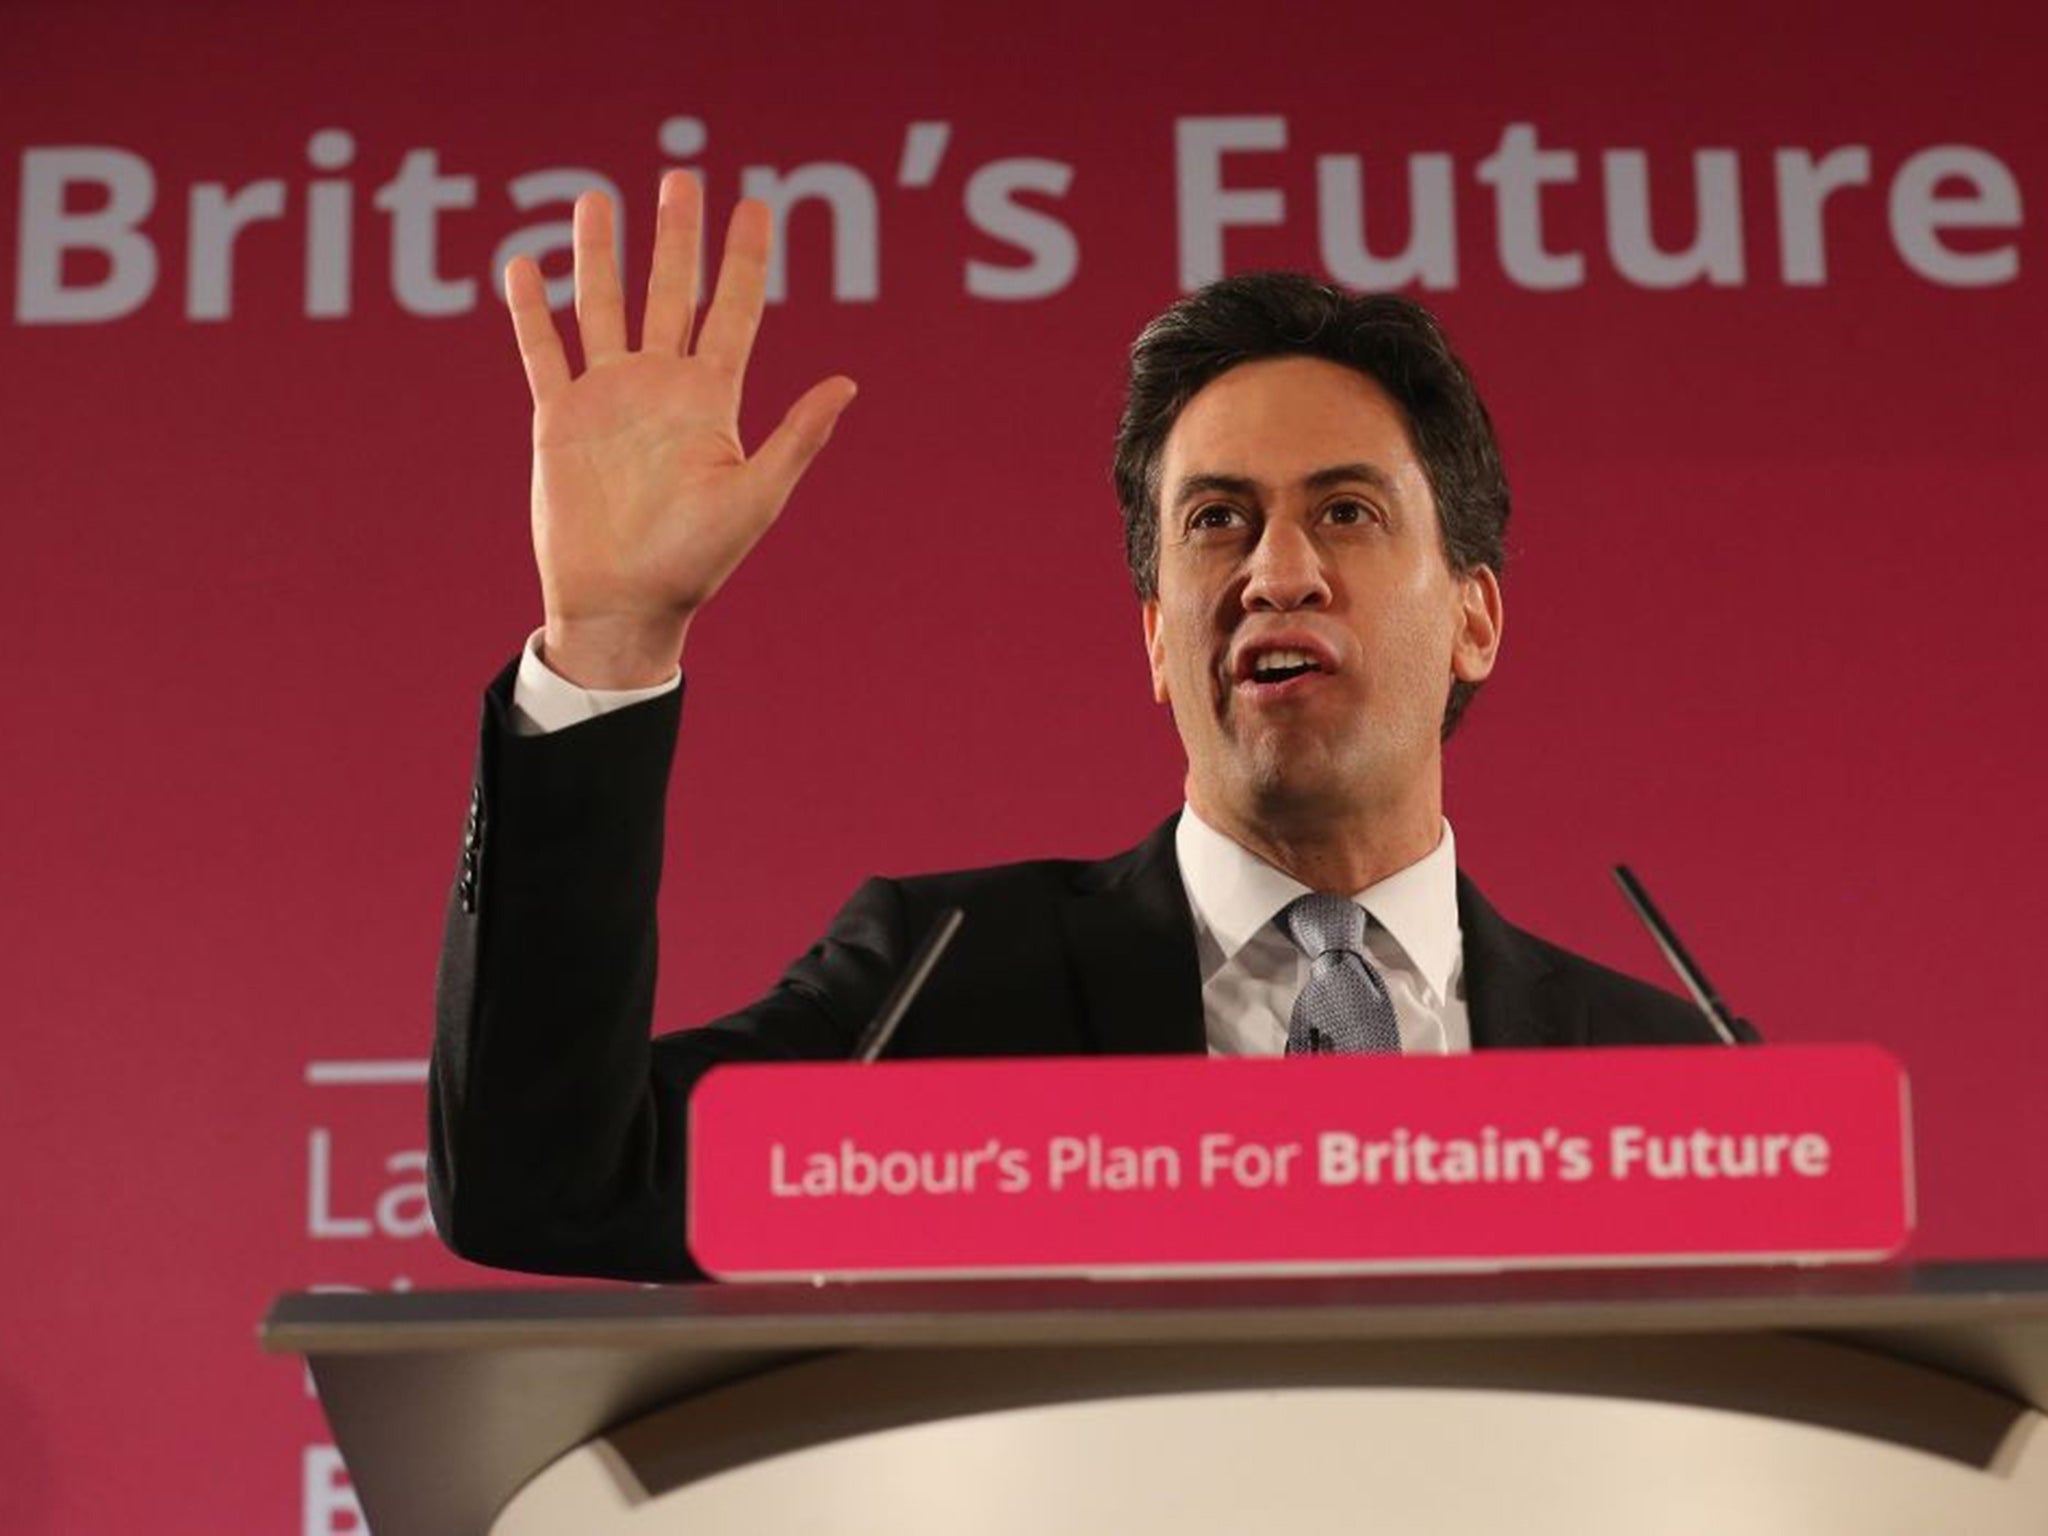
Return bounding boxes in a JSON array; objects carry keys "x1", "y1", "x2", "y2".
[{"x1": 265, "y1": 1258, "x2": 2048, "y2": 1357}]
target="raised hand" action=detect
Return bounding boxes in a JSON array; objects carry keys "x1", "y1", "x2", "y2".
[{"x1": 504, "y1": 172, "x2": 857, "y2": 687}]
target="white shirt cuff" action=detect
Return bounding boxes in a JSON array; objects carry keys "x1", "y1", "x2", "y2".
[{"x1": 509, "y1": 629, "x2": 682, "y2": 736}]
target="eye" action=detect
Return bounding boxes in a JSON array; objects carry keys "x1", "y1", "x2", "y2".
[
  {"x1": 1324, "y1": 496, "x2": 1382, "y2": 527},
  {"x1": 1187, "y1": 503, "x2": 1245, "y2": 532}
]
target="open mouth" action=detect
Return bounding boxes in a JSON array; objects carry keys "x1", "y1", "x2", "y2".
[
  {"x1": 1252, "y1": 660, "x2": 1319, "y2": 684},
  {"x1": 1240, "y1": 647, "x2": 1329, "y2": 687}
]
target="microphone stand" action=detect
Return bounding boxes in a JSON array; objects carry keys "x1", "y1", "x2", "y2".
[{"x1": 1611, "y1": 866, "x2": 1762, "y2": 1045}]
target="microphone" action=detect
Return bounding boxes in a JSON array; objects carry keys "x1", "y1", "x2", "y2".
[
  {"x1": 852, "y1": 906, "x2": 966, "y2": 1062},
  {"x1": 1610, "y1": 866, "x2": 1762, "y2": 1045}
]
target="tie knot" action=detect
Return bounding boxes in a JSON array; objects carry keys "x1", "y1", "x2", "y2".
[{"x1": 1281, "y1": 893, "x2": 1368, "y2": 960}]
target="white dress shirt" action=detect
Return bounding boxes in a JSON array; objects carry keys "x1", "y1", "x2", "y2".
[
  {"x1": 510, "y1": 631, "x2": 681, "y2": 736},
  {"x1": 511, "y1": 634, "x2": 1472, "y2": 1056},
  {"x1": 1176, "y1": 804, "x2": 1470, "y2": 1057}
]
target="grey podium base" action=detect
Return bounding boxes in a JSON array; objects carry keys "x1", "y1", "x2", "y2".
[
  {"x1": 264, "y1": 1261, "x2": 2048, "y2": 1536},
  {"x1": 501, "y1": 1335, "x2": 2048, "y2": 1535}
]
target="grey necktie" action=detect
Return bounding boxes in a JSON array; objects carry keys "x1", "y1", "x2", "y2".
[{"x1": 1281, "y1": 893, "x2": 1403, "y2": 1054}]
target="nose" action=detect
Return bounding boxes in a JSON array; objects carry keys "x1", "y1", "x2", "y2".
[{"x1": 1240, "y1": 517, "x2": 1331, "y2": 611}]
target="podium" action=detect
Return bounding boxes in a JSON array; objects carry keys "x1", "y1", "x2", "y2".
[{"x1": 264, "y1": 1260, "x2": 2048, "y2": 1534}]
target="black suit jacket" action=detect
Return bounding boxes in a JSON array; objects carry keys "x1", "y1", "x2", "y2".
[{"x1": 430, "y1": 665, "x2": 1721, "y2": 1281}]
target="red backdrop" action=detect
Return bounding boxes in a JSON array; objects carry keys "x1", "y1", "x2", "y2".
[{"x1": 9, "y1": 0, "x2": 2046, "y2": 1528}]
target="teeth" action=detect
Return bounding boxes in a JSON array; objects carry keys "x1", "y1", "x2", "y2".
[{"x1": 1249, "y1": 648, "x2": 1319, "y2": 676}]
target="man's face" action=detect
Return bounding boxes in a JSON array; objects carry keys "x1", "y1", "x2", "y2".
[{"x1": 1142, "y1": 356, "x2": 1503, "y2": 837}]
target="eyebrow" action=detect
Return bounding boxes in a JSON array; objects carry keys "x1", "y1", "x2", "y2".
[{"x1": 1170, "y1": 462, "x2": 1400, "y2": 510}]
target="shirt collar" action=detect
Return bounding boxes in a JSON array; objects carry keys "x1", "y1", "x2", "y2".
[{"x1": 1175, "y1": 805, "x2": 1463, "y2": 1004}]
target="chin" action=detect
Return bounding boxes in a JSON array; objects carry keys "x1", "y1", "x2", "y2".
[
  {"x1": 1236, "y1": 749, "x2": 1358, "y2": 823},
  {"x1": 1255, "y1": 724, "x2": 1428, "y2": 809}
]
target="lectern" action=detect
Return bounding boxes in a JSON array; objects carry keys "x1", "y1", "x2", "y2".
[{"x1": 265, "y1": 1260, "x2": 2048, "y2": 1534}]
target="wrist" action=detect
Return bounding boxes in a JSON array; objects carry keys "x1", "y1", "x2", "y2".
[{"x1": 539, "y1": 612, "x2": 691, "y2": 689}]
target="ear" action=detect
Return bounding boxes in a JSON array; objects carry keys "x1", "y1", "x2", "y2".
[
  {"x1": 1451, "y1": 566, "x2": 1503, "y2": 685},
  {"x1": 1142, "y1": 597, "x2": 1171, "y2": 705}
]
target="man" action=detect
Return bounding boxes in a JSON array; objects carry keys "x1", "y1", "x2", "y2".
[{"x1": 429, "y1": 174, "x2": 1718, "y2": 1282}]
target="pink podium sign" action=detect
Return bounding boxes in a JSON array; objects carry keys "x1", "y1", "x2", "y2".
[{"x1": 687, "y1": 1045, "x2": 1913, "y2": 1281}]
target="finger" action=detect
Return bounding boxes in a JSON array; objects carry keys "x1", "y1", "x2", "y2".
[
  {"x1": 504, "y1": 257, "x2": 570, "y2": 404},
  {"x1": 572, "y1": 191, "x2": 628, "y2": 365},
  {"x1": 695, "y1": 199, "x2": 772, "y2": 380},
  {"x1": 750, "y1": 376, "x2": 858, "y2": 508},
  {"x1": 641, "y1": 171, "x2": 702, "y2": 355}
]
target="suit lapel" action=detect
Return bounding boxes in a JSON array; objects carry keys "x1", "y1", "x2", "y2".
[
  {"x1": 1060, "y1": 814, "x2": 1207, "y2": 1055},
  {"x1": 1458, "y1": 874, "x2": 1568, "y2": 1050}
]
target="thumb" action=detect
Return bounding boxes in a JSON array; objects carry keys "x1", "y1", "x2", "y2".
[{"x1": 752, "y1": 376, "x2": 858, "y2": 507}]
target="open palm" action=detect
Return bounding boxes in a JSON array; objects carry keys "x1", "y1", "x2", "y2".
[{"x1": 506, "y1": 176, "x2": 856, "y2": 687}]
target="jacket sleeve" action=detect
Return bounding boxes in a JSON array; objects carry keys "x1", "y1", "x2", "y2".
[{"x1": 427, "y1": 661, "x2": 909, "y2": 1281}]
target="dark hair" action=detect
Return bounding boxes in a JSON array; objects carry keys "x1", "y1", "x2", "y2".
[{"x1": 1112, "y1": 273, "x2": 1509, "y2": 736}]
